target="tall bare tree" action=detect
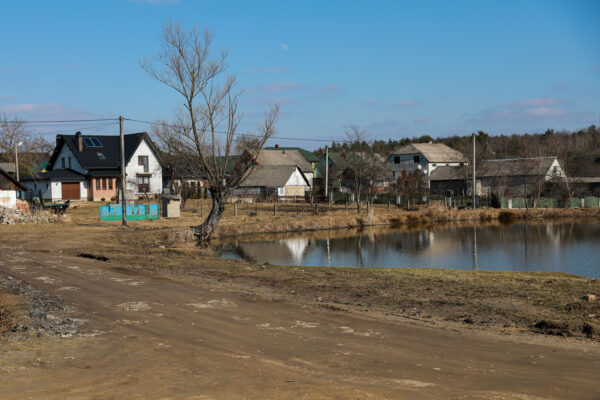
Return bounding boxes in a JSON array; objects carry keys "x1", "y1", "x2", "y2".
[
  {"x1": 142, "y1": 23, "x2": 278, "y2": 242},
  {"x1": 344, "y1": 124, "x2": 373, "y2": 212}
]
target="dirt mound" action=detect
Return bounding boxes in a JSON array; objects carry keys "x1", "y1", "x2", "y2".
[{"x1": 0, "y1": 205, "x2": 58, "y2": 225}]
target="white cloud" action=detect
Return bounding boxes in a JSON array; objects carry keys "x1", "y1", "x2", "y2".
[
  {"x1": 395, "y1": 99, "x2": 421, "y2": 107},
  {"x1": 518, "y1": 98, "x2": 562, "y2": 107},
  {"x1": 364, "y1": 99, "x2": 381, "y2": 105},
  {"x1": 525, "y1": 107, "x2": 567, "y2": 117},
  {"x1": 280, "y1": 43, "x2": 288, "y2": 51},
  {"x1": 0, "y1": 103, "x2": 97, "y2": 120},
  {"x1": 323, "y1": 84, "x2": 340, "y2": 92}
]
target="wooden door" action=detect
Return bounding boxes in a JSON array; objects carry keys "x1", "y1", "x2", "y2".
[{"x1": 61, "y1": 182, "x2": 80, "y2": 200}]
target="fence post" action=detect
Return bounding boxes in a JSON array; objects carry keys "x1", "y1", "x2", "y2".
[
  {"x1": 367, "y1": 201, "x2": 370, "y2": 213},
  {"x1": 345, "y1": 201, "x2": 348, "y2": 212},
  {"x1": 387, "y1": 201, "x2": 390, "y2": 211},
  {"x1": 201, "y1": 203, "x2": 204, "y2": 217},
  {"x1": 273, "y1": 202, "x2": 277, "y2": 216},
  {"x1": 234, "y1": 202, "x2": 237, "y2": 217},
  {"x1": 315, "y1": 203, "x2": 319, "y2": 214}
]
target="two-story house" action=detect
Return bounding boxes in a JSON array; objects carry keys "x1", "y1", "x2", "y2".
[
  {"x1": 21, "y1": 131, "x2": 162, "y2": 201},
  {"x1": 385, "y1": 143, "x2": 467, "y2": 188}
]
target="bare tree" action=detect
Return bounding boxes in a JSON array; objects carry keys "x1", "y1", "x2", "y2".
[
  {"x1": 1, "y1": 114, "x2": 53, "y2": 178},
  {"x1": 344, "y1": 124, "x2": 373, "y2": 212},
  {"x1": 142, "y1": 23, "x2": 278, "y2": 242}
]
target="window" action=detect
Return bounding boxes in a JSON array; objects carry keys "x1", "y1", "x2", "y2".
[
  {"x1": 394, "y1": 156, "x2": 400, "y2": 164},
  {"x1": 97, "y1": 152, "x2": 105, "y2": 160},
  {"x1": 96, "y1": 179, "x2": 100, "y2": 190},
  {"x1": 432, "y1": 163, "x2": 437, "y2": 167},
  {"x1": 83, "y1": 137, "x2": 102, "y2": 147},
  {"x1": 68, "y1": 157, "x2": 72, "y2": 169},
  {"x1": 61, "y1": 157, "x2": 65, "y2": 168},
  {"x1": 413, "y1": 155, "x2": 420, "y2": 163},
  {"x1": 108, "y1": 179, "x2": 113, "y2": 190},
  {"x1": 137, "y1": 175, "x2": 150, "y2": 193},
  {"x1": 138, "y1": 156, "x2": 149, "y2": 173},
  {"x1": 553, "y1": 166, "x2": 558, "y2": 174},
  {"x1": 102, "y1": 178, "x2": 106, "y2": 190}
]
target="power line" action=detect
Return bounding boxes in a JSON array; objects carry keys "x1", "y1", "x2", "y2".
[{"x1": 3, "y1": 117, "x2": 119, "y2": 124}]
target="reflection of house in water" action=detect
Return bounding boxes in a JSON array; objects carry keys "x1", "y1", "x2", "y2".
[{"x1": 235, "y1": 238, "x2": 310, "y2": 266}]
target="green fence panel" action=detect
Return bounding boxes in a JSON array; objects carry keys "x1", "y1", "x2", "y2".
[{"x1": 584, "y1": 196, "x2": 600, "y2": 207}]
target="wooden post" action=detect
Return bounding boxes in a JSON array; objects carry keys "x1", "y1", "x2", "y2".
[
  {"x1": 315, "y1": 203, "x2": 319, "y2": 214},
  {"x1": 345, "y1": 201, "x2": 348, "y2": 212},
  {"x1": 119, "y1": 116, "x2": 127, "y2": 226},
  {"x1": 273, "y1": 202, "x2": 277, "y2": 216},
  {"x1": 387, "y1": 201, "x2": 390, "y2": 211},
  {"x1": 201, "y1": 203, "x2": 204, "y2": 217},
  {"x1": 367, "y1": 201, "x2": 370, "y2": 213},
  {"x1": 234, "y1": 202, "x2": 237, "y2": 216}
]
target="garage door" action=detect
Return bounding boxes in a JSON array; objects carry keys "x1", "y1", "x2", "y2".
[{"x1": 62, "y1": 182, "x2": 80, "y2": 200}]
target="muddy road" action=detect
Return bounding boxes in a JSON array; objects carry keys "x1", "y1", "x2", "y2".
[{"x1": 0, "y1": 244, "x2": 599, "y2": 399}]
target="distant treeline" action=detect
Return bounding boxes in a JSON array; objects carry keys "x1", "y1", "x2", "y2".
[{"x1": 315, "y1": 125, "x2": 600, "y2": 177}]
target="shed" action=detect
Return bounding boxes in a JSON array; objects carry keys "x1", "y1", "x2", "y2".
[
  {"x1": 0, "y1": 165, "x2": 27, "y2": 209},
  {"x1": 235, "y1": 165, "x2": 310, "y2": 200}
]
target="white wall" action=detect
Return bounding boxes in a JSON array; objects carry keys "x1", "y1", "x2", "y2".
[
  {"x1": 285, "y1": 168, "x2": 310, "y2": 188},
  {"x1": 54, "y1": 144, "x2": 86, "y2": 174},
  {"x1": 0, "y1": 190, "x2": 17, "y2": 208},
  {"x1": 125, "y1": 140, "x2": 162, "y2": 195}
]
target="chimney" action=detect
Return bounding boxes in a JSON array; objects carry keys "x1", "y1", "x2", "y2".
[
  {"x1": 56, "y1": 134, "x2": 63, "y2": 147},
  {"x1": 76, "y1": 131, "x2": 83, "y2": 152},
  {"x1": 275, "y1": 144, "x2": 279, "y2": 149}
]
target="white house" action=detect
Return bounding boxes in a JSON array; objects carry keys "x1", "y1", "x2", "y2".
[
  {"x1": 21, "y1": 131, "x2": 162, "y2": 201},
  {"x1": 233, "y1": 165, "x2": 311, "y2": 200},
  {"x1": 386, "y1": 143, "x2": 467, "y2": 185}
]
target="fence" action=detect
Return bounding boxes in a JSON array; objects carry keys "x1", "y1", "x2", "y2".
[
  {"x1": 98, "y1": 203, "x2": 160, "y2": 221},
  {"x1": 500, "y1": 196, "x2": 600, "y2": 209}
]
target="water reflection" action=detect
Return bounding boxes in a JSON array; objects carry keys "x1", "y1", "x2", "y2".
[{"x1": 219, "y1": 220, "x2": 600, "y2": 278}]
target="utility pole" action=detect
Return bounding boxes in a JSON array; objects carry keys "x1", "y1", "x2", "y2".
[
  {"x1": 14, "y1": 142, "x2": 19, "y2": 182},
  {"x1": 325, "y1": 145, "x2": 329, "y2": 198},
  {"x1": 120, "y1": 116, "x2": 127, "y2": 226},
  {"x1": 472, "y1": 132, "x2": 476, "y2": 210}
]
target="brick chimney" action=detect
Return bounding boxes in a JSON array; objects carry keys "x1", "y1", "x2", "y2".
[
  {"x1": 76, "y1": 131, "x2": 83, "y2": 152},
  {"x1": 56, "y1": 134, "x2": 63, "y2": 147}
]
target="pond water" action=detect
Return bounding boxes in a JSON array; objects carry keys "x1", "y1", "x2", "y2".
[{"x1": 218, "y1": 220, "x2": 600, "y2": 278}]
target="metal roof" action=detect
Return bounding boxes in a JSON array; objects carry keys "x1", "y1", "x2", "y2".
[
  {"x1": 390, "y1": 143, "x2": 467, "y2": 163},
  {"x1": 20, "y1": 168, "x2": 86, "y2": 182},
  {"x1": 240, "y1": 165, "x2": 309, "y2": 188},
  {"x1": 254, "y1": 149, "x2": 313, "y2": 172}
]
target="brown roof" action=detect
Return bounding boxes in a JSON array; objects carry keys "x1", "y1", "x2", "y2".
[
  {"x1": 390, "y1": 143, "x2": 466, "y2": 163},
  {"x1": 240, "y1": 165, "x2": 309, "y2": 188},
  {"x1": 254, "y1": 149, "x2": 312, "y2": 172},
  {"x1": 0, "y1": 165, "x2": 27, "y2": 191}
]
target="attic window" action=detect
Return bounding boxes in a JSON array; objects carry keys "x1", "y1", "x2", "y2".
[
  {"x1": 413, "y1": 155, "x2": 420, "y2": 163},
  {"x1": 97, "y1": 152, "x2": 106, "y2": 160},
  {"x1": 83, "y1": 137, "x2": 102, "y2": 147}
]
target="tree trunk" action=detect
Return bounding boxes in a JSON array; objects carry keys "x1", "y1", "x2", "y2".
[{"x1": 194, "y1": 192, "x2": 226, "y2": 244}]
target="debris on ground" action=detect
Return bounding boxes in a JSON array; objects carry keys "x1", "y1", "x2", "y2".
[{"x1": 0, "y1": 205, "x2": 58, "y2": 225}]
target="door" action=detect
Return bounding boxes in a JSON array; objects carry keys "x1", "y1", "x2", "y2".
[{"x1": 61, "y1": 182, "x2": 80, "y2": 200}]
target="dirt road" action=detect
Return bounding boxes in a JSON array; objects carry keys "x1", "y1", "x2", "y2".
[{"x1": 1, "y1": 244, "x2": 599, "y2": 400}]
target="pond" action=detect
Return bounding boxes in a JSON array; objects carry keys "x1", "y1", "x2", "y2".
[{"x1": 217, "y1": 220, "x2": 600, "y2": 279}]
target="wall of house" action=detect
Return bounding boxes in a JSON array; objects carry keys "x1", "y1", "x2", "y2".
[
  {"x1": 89, "y1": 178, "x2": 117, "y2": 201},
  {"x1": 284, "y1": 185, "x2": 306, "y2": 196},
  {"x1": 54, "y1": 145, "x2": 86, "y2": 173},
  {"x1": 22, "y1": 180, "x2": 53, "y2": 200},
  {"x1": 0, "y1": 190, "x2": 17, "y2": 208},
  {"x1": 386, "y1": 154, "x2": 429, "y2": 178},
  {"x1": 125, "y1": 140, "x2": 162, "y2": 195}
]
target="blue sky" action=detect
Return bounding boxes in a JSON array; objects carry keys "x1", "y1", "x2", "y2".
[{"x1": 1, "y1": 0, "x2": 599, "y2": 149}]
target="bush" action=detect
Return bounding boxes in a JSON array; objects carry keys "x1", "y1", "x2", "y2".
[{"x1": 101, "y1": 197, "x2": 106, "y2": 202}]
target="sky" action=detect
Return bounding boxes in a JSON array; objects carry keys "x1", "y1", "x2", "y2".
[{"x1": 1, "y1": 0, "x2": 599, "y2": 149}]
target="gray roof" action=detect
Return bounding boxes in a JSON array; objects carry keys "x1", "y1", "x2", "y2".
[
  {"x1": 429, "y1": 166, "x2": 467, "y2": 181},
  {"x1": 240, "y1": 165, "x2": 309, "y2": 188},
  {"x1": 390, "y1": 143, "x2": 466, "y2": 163},
  {"x1": 478, "y1": 157, "x2": 558, "y2": 177},
  {"x1": 429, "y1": 157, "x2": 560, "y2": 181},
  {"x1": 255, "y1": 149, "x2": 313, "y2": 173},
  {"x1": 0, "y1": 163, "x2": 15, "y2": 174}
]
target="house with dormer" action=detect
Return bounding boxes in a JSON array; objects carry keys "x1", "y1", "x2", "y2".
[{"x1": 21, "y1": 131, "x2": 162, "y2": 201}]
